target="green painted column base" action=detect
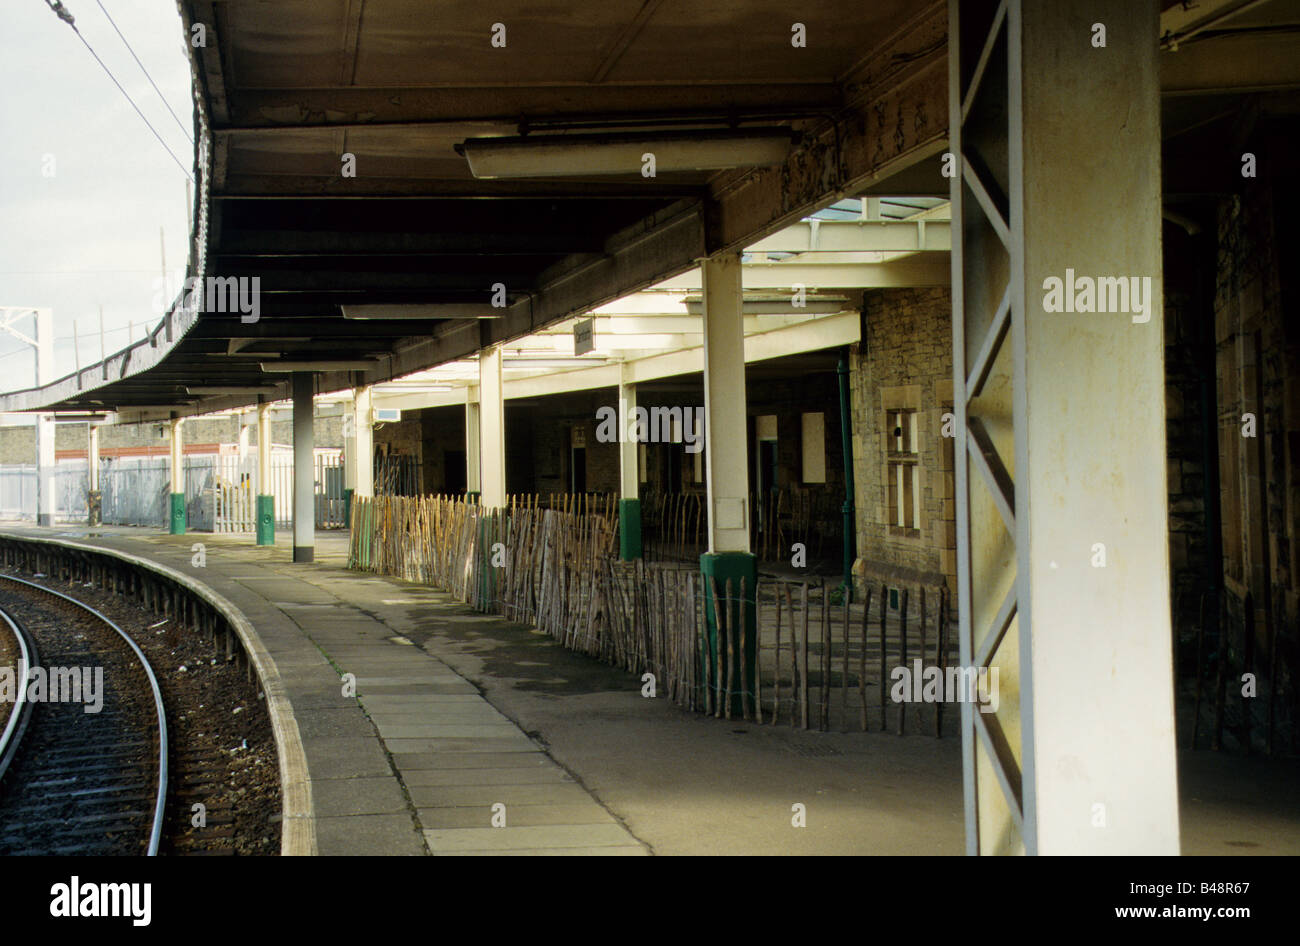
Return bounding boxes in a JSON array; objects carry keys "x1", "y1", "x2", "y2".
[
  {"x1": 618, "y1": 498, "x2": 642, "y2": 560},
  {"x1": 168, "y1": 492, "x2": 186, "y2": 535},
  {"x1": 700, "y1": 551, "x2": 757, "y2": 716},
  {"x1": 256, "y1": 494, "x2": 275, "y2": 546},
  {"x1": 467, "y1": 490, "x2": 481, "y2": 504},
  {"x1": 343, "y1": 487, "x2": 354, "y2": 528}
]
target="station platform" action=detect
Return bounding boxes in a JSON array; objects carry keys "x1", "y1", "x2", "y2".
[{"x1": 2, "y1": 522, "x2": 1297, "y2": 857}]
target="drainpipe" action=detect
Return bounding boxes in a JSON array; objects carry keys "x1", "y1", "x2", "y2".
[{"x1": 836, "y1": 353, "x2": 856, "y2": 600}]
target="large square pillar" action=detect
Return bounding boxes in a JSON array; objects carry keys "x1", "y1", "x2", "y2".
[
  {"x1": 700, "y1": 254, "x2": 756, "y2": 715},
  {"x1": 478, "y1": 348, "x2": 505, "y2": 508},
  {"x1": 256, "y1": 401, "x2": 274, "y2": 545},
  {"x1": 950, "y1": 0, "x2": 1177, "y2": 854},
  {"x1": 168, "y1": 417, "x2": 185, "y2": 534},
  {"x1": 618, "y1": 369, "x2": 641, "y2": 560},
  {"x1": 292, "y1": 373, "x2": 315, "y2": 562}
]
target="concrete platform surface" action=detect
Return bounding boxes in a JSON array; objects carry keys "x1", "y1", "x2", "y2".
[{"x1": 4, "y1": 524, "x2": 1298, "y2": 857}]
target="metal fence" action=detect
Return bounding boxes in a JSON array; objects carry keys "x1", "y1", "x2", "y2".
[{"x1": 0, "y1": 451, "x2": 346, "y2": 531}]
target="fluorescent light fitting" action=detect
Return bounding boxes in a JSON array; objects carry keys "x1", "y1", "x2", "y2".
[{"x1": 460, "y1": 129, "x2": 795, "y2": 179}]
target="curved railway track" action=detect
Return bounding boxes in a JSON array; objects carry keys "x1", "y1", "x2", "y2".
[{"x1": 0, "y1": 574, "x2": 168, "y2": 855}]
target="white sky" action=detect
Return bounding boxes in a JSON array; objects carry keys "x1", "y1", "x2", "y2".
[{"x1": 0, "y1": 0, "x2": 192, "y2": 393}]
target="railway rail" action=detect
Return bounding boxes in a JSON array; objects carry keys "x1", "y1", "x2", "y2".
[{"x1": 0, "y1": 573, "x2": 168, "y2": 856}]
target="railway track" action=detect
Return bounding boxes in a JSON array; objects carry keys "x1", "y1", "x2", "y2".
[{"x1": 0, "y1": 574, "x2": 167, "y2": 856}]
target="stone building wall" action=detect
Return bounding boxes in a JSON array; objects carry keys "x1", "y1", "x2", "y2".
[{"x1": 849, "y1": 286, "x2": 955, "y2": 593}]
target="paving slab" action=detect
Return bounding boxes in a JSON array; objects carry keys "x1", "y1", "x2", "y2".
[{"x1": 0, "y1": 526, "x2": 648, "y2": 857}]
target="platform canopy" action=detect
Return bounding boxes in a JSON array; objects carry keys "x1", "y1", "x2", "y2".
[
  {"x1": 0, "y1": 0, "x2": 953, "y2": 423},
  {"x1": 1, "y1": 0, "x2": 1292, "y2": 423}
]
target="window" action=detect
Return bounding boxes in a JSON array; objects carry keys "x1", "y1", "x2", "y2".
[{"x1": 887, "y1": 409, "x2": 920, "y2": 535}]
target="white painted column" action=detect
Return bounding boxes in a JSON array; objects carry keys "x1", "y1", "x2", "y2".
[
  {"x1": 257, "y1": 402, "x2": 272, "y2": 496},
  {"x1": 353, "y1": 386, "x2": 373, "y2": 498},
  {"x1": 169, "y1": 417, "x2": 184, "y2": 495},
  {"x1": 478, "y1": 349, "x2": 505, "y2": 508},
  {"x1": 168, "y1": 416, "x2": 186, "y2": 534},
  {"x1": 465, "y1": 392, "x2": 480, "y2": 498},
  {"x1": 619, "y1": 370, "x2": 638, "y2": 501},
  {"x1": 87, "y1": 424, "x2": 99, "y2": 492},
  {"x1": 292, "y1": 373, "x2": 315, "y2": 562},
  {"x1": 34, "y1": 307, "x2": 54, "y2": 526},
  {"x1": 255, "y1": 401, "x2": 274, "y2": 546},
  {"x1": 701, "y1": 254, "x2": 750, "y2": 553}
]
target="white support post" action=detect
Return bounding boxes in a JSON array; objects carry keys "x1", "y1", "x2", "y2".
[
  {"x1": 354, "y1": 386, "x2": 373, "y2": 499},
  {"x1": 87, "y1": 423, "x2": 101, "y2": 526},
  {"x1": 618, "y1": 370, "x2": 638, "y2": 502},
  {"x1": 478, "y1": 348, "x2": 505, "y2": 508},
  {"x1": 256, "y1": 401, "x2": 274, "y2": 545},
  {"x1": 465, "y1": 390, "x2": 480, "y2": 499},
  {"x1": 701, "y1": 254, "x2": 750, "y2": 554},
  {"x1": 35, "y1": 307, "x2": 54, "y2": 526},
  {"x1": 257, "y1": 403, "x2": 272, "y2": 496},
  {"x1": 949, "y1": 0, "x2": 1177, "y2": 854},
  {"x1": 168, "y1": 417, "x2": 185, "y2": 534},
  {"x1": 87, "y1": 425, "x2": 99, "y2": 492},
  {"x1": 292, "y1": 373, "x2": 315, "y2": 562},
  {"x1": 617, "y1": 367, "x2": 642, "y2": 559}
]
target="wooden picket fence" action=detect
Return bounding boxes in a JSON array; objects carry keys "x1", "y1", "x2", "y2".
[{"x1": 348, "y1": 493, "x2": 957, "y2": 735}]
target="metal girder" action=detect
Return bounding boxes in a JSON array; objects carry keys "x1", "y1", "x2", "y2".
[
  {"x1": 216, "y1": 86, "x2": 839, "y2": 129},
  {"x1": 654, "y1": 255, "x2": 951, "y2": 290},
  {"x1": 746, "y1": 218, "x2": 951, "y2": 253}
]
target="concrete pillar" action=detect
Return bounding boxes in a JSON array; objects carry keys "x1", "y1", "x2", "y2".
[
  {"x1": 34, "y1": 307, "x2": 54, "y2": 527},
  {"x1": 465, "y1": 395, "x2": 481, "y2": 501},
  {"x1": 343, "y1": 386, "x2": 373, "y2": 525},
  {"x1": 292, "y1": 373, "x2": 314, "y2": 562},
  {"x1": 256, "y1": 402, "x2": 274, "y2": 545},
  {"x1": 618, "y1": 371, "x2": 641, "y2": 559},
  {"x1": 478, "y1": 349, "x2": 505, "y2": 508},
  {"x1": 168, "y1": 417, "x2": 185, "y2": 534},
  {"x1": 699, "y1": 253, "x2": 755, "y2": 716},
  {"x1": 948, "y1": 0, "x2": 1177, "y2": 854},
  {"x1": 86, "y1": 424, "x2": 101, "y2": 526}
]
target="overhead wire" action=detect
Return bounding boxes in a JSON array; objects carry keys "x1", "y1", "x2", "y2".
[
  {"x1": 93, "y1": 0, "x2": 193, "y2": 144},
  {"x1": 39, "y1": 0, "x2": 194, "y2": 182}
]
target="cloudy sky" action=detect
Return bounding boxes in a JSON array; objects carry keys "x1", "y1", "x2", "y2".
[{"x1": 0, "y1": 0, "x2": 192, "y2": 397}]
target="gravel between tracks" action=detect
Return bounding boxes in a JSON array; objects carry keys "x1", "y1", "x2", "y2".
[{"x1": 0, "y1": 567, "x2": 280, "y2": 855}]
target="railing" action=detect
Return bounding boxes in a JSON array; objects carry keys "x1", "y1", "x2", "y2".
[
  {"x1": 0, "y1": 454, "x2": 345, "y2": 530},
  {"x1": 349, "y1": 492, "x2": 957, "y2": 735},
  {"x1": 642, "y1": 487, "x2": 844, "y2": 565}
]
